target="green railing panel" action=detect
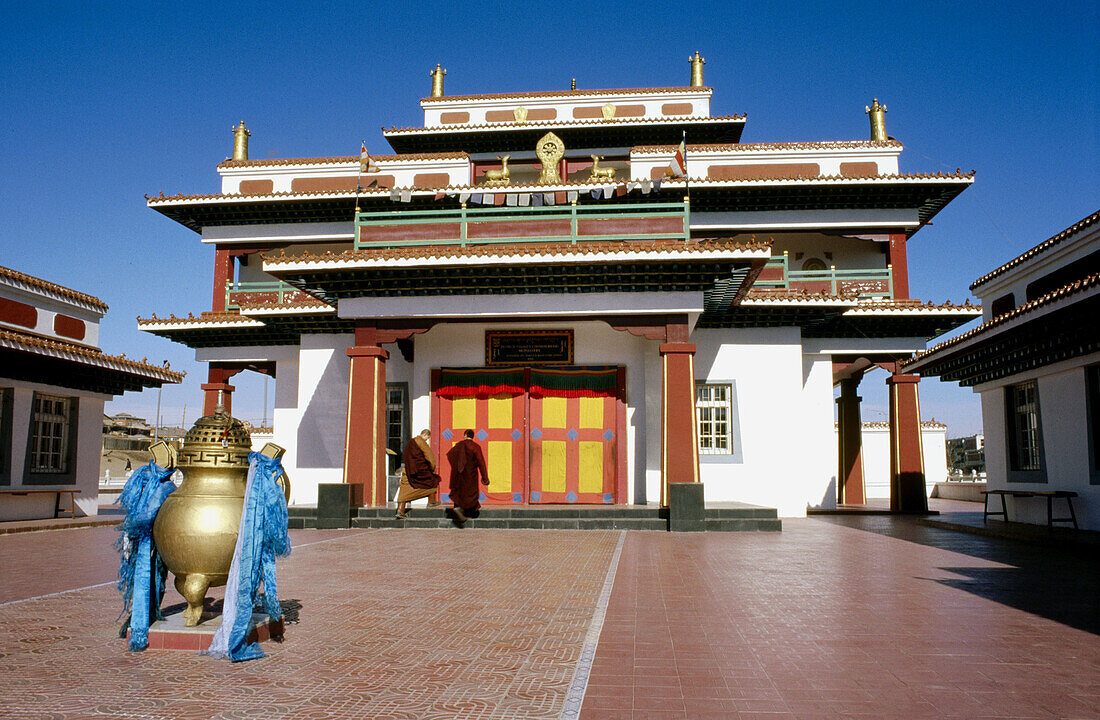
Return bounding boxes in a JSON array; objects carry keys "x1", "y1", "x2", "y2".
[
  {"x1": 224, "y1": 280, "x2": 303, "y2": 311},
  {"x1": 355, "y1": 201, "x2": 689, "y2": 249},
  {"x1": 754, "y1": 258, "x2": 894, "y2": 298}
]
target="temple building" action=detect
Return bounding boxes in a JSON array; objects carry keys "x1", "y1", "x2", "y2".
[
  {"x1": 0, "y1": 266, "x2": 183, "y2": 521},
  {"x1": 906, "y1": 209, "x2": 1099, "y2": 529},
  {"x1": 139, "y1": 56, "x2": 979, "y2": 517}
]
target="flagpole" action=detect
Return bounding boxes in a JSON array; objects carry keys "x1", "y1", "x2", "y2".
[
  {"x1": 355, "y1": 140, "x2": 364, "y2": 217},
  {"x1": 682, "y1": 129, "x2": 690, "y2": 241}
]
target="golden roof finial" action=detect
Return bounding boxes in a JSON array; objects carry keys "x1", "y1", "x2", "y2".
[
  {"x1": 865, "y1": 98, "x2": 887, "y2": 142},
  {"x1": 430, "y1": 64, "x2": 446, "y2": 97},
  {"x1": 571, "y1": 77, "x2": 576, "y2": 90},
  {"x1": 232, "y1": 121, "x2": 250, "y2": 161},
  {"x1": 689, "y1": 51, "x2": 706, "y2": 87}
]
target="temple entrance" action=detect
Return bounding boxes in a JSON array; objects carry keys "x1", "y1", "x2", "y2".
[{"x1": 431, "y1": 366, "x2": 625, "y2": 505}]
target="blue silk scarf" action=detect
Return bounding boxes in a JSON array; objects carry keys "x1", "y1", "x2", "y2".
[
  {"x1": 205, "y1": 452, "x2": 291, "y2": 661},
  {"x1": 116, "y1": 462, "x2": 176, "y2": 651}
]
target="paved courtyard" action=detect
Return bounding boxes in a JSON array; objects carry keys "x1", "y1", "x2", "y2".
[{"x1": 0, "y1": 515, "x2": 1097, "y2": 719}]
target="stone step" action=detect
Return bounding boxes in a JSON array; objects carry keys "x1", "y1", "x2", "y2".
[
  {"x1": 352, "y1": 516, "x2": 671, "y2": 531},
  {"x1": 355, "y1": 506, "x2": 668, "y2": 520},
  {"x1": 707, "y1": 506, "x2": 780, "y2": 519},
  {"x1": 290, "y1": 502, "x2": 782, "y2": 532}
]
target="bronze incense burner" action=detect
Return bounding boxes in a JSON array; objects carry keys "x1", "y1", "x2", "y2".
[{"x1": 152, "y1": 407, "x2": 286, "y2": 626}]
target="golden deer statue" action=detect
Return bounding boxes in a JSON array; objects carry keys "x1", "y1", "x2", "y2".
[
  {"x1": 483, "y1": 155, "x2": 510, "y2": 185},
  {"x1": 589, "y1": 155, "x2": 615, "y2": 181}
]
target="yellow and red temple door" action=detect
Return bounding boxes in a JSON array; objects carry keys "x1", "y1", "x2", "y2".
[{"x1": 431, "y1": 366, "x2": 625, "y2": 505}]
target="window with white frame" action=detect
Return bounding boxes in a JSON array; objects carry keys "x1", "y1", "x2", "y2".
[
  {"x1": 30, "y1": 393, "x2": 71, "y2": 474},
  {"x1": 696, "y1": 383, "x2": 738, "y2": 456}
]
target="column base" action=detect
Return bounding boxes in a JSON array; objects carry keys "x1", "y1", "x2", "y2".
[
  {"x1": 668, "y1": 482, "x2": 705, "y2": 532},
  {"x1": 317, "y1": 483, "x2": 352, "y2": 528}
]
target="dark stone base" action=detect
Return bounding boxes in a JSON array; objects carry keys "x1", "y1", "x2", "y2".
[
  {"x1": 317, "y1": 483, "x2": 351, "y2": 529},
  {"x1": 668, "y1": 482, "x2": 706, "y2": 532}
]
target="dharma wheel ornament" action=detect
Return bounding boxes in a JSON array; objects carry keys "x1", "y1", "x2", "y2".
[
  {"x1": 151, "y1": 406, "x2": 287, "y2": 626},
  {"x1": 536, "y1": 132, "x2": 564, "y2": 184}
]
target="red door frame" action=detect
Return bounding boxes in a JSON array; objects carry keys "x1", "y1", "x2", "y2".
[{"x1": 430, "y1": 366, "x2": 627, "y2": 504}]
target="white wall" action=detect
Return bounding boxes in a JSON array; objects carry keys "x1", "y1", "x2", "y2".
[
  {"x1": 851, "y1": 424, "x2": 948, "y2": 500},
  {"x1": 980, "y1": 355, "x2": 1100, "y2": 529},
  {"x1": 0, "y1": 286, "x2": 102, "y2": 348},
  {"x1": 0, "y1": 381, "x2": 107, "y2": 521},
  {"x1": 692, "y1": 327, "x2": 824, "y2": 517},
  {"x1": 282, "y1": 334, "x2": 353, "y2": 505}
]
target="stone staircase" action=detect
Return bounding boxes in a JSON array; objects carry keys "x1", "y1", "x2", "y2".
[{"x1": 289, "y1": 502, "x2": 781, "y2": 532}]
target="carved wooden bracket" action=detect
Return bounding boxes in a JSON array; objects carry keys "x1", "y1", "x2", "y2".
[{"x1": 354, "y1": 322, "x2": 436, "y2": 347}]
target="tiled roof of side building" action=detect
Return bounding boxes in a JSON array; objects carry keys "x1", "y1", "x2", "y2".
[
  {"x1": 905, "y1": 270, "x2": 1100, "y2": 369},
  {"x1": 0, "y1": 265, "x2": 109, "y2": 313},
  {"x1": 633, "y1": 140, "x2": 903, "y2": 153},
  {"x1": 743, "y1": 291, "x2": 980, "y2": 312},
  {"x1": 217, "y1": 151, "x2": 470, "y2": 169},
  {"x1": 384, "y1": 114, "x2": 747, "y2": 133},
  {"x1": 419, "y1": 86, "x2": 712, "y2": 103},
  {"x1": 137, "y1": 311, "x2": 264, "y2": 327},
  {"x1": 0, "y1": 327, "x2": 185, "y2": 381},
  {"x1": 970, "y1": 208, "x2": 1100, "y2": 290}
]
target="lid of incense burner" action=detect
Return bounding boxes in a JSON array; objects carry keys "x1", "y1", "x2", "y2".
[{"x1": 177, "y1": 405, "x2": 252, "y2": 468}]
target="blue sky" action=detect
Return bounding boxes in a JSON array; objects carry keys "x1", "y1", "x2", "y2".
[{"x1": 1, "y1": 1, "x2": 1096, "y2": 434}]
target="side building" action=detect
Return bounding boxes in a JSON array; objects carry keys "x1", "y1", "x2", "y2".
[
  {"x1": 0, "y1": 266, "x2": 183, "y2": 520},
  {"x1": 906, "y1": 209, "x2": 1100, "y2": 529},
  {"x1": 139, "y1": 58, "x2": 978, "y2": 517}
]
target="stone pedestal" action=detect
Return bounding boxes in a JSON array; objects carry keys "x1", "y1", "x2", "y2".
[
  {"x1": 133, "y1": 611, "x2": 283, "y2": 651},
  {"x1": 317, "y1": 483, "x2": 351, "y2": 529},
  {"x1": 668, "y1": 482, "x2": 706, "y2": 532}
]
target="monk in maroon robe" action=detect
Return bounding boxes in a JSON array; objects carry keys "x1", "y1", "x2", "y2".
[
  {"x1": 394, "y1": 429, "x2": 441, "y2": 519},
  {"x1": 445, "y1": 429, "x2": 489, "y2": 522}
]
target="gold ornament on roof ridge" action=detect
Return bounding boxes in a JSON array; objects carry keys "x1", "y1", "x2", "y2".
[
  {"x1": 536, "y1": 132, "x2": 564, "y2": 184},
  {"x1": 690, "y1": 51, "x2": 706, "y2": 87},
  {"x1": 430, "y1": 64, "x2": 446, "y2": 97},
  {"x1": 866, "y1": 98, "x2": 888, "y2": 142},
  {"x1": 232, "y1": 121, "x2": 249, "y2": 161}
]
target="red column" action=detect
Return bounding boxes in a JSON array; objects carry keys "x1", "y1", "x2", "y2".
[
  {"x1": 211, "y1": 248, "x2": 234, "y2": 312},
  {"x1": 201, "y1": 365, "x2": 240, "y2": 416},
  {"x1": 836, "y1": 376, "x2": 866, "y2": 505},
  {"x1": 660, "y1": 342, "x2": 700, "y2": 506},
  {"x1": 886, "y1": 233, "x2": 909, "y2": 300},
  {"x1": 344, "y1": 338, "x2": 388, "y2": 507},
  {"x1": 887, "y1": 373, "x2": 927, "y2": 513}
]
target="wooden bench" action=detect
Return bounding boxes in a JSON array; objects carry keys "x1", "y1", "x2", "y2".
[
  {"x1": 0, "y1": 488, "x2": 81, "y2": 518},
  {"x1": 981, "y1": 489, "x2": 1079, "y2": 529}
]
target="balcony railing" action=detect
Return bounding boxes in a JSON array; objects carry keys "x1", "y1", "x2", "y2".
[
  {"x1": 755, "y1": 253, "x2": 894, "y2": 298},
  {"x1": 224, "y1": 281, "x2": 314, "y2": 311},
  {"x1": 355, "y1": 200, "x2": 690, "y2": 249}
]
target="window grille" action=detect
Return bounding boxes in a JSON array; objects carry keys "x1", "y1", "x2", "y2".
[
  {"x1": 696, "y1": 383, "x2": 733, "y2": 455},
  {"x1": 385, "y1": 384, "x2": 408, "y2": 474},
  {"x1": 31, "y1": 394, "x2": 71, "y2": 474},
  {"x1": 1008, "y1": 381, "x2": 1041, "y2": 472}
]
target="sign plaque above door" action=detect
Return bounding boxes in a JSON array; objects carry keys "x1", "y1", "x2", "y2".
[{"x1": 485, "y1": 330, "x2": 573, "y2": 365}]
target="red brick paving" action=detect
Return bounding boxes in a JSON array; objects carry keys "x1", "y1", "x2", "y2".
[
  {"x1": 0, "y1": 519, "x2": 1097, "y2": 719},
  {"x1": 580, "y1": 521, "x2": 1100, "y2": 720}
]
